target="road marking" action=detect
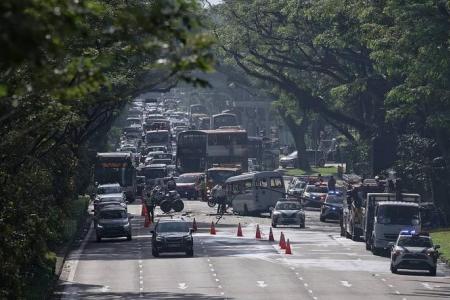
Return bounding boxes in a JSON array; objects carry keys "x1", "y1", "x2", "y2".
[
  {"x1": 218, "y1": 285, "x2": 222, "y2": 289},
  {"x1": 100, "y1": 285, "x2": 110, "y2": 292},
  {"x1": 295, "y1": 272, "x2": 299, "y2": 275},
  {"x1": 211, "y1": 268, "x2": 215, "y2": 272},
  {"x1": 340, "y1": 281, "x2": 352, "y2": 288},
  {"x1": 67, "y1": 225, "x2": 93, "y2": 282},
  {"x1": 313, "y1": 297, "x2": 318, "y2": 300},
  {"x1": 395, "y1": 291, "x2": 400, "y2": 294},
  {"x1": 421, "y1": 283, "x2": 433, "y2": 290},
  {"x1": 388, "y1": 284, "x2": 394, "y2": 288},
  {"x1": 308, "y1": 289, "x2": 313, "y2": 294},
  {"x1": 299, "y1": 277, "x2": 304, "y2": 280},
  {"x1": 213, "y1": 273, "x2": 217, "y2": 277},
  {"x1": 304, "y1": 283, "x2": 308, "y2": 287},
  {"x1": 178, "y1": 283, "x2": 188, "y2": 290},
  {"x1": 257, "y1": 281, "x2": 268, "y2": 288},
  {"x1": 381, "y1": 278, "x2": 386, "y2": 282}
]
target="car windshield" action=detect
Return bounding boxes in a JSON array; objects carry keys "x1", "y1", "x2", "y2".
[
  {"x1": 306, "y1": 186, "x2": 328, "y2": 193},
  {"x1": 176, "y1": 175, "x2": 198, "y2": 183},
  {"x1": 99, "y1": 197, "x2": 123, "y2": 203},
  {"x1": 157, "y1": 222, "x2": 190, "y2": 233},
  {"x1": 397, "y1": 236, "x2": 433, "y2": 248},
  {"x1": 326, "y1": 195, "x2": 344, "y2": 204},
  {"x1": 276, "y1": 202, "x2": 301, "y2": 210},
  {"x1": 377, "y1": 205, "x2": 420, "y2": 225},
  {"x1": 100, "y1": 210, "x2": 127, "y2": 219},
  {"x1": 98, "y1": 186, "x2": 122, "y2": 194}
]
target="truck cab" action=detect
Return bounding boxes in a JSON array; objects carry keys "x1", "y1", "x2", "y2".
[{"x1": 364, "y1": 193, "x2": 421, "y2": 255}]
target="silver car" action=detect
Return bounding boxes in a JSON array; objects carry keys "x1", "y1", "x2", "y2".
[
  {"x1": 271, "y1": 200, "x2": 305, "y2": 228},
  {"x1": 389, "y1": 231, "x2": 440, "y2": 276}
]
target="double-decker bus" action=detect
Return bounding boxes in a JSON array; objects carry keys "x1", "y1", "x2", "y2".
[
  {"x1": 189, "y1": 104, "x2": 208, "y2": 116},
  {"x1": 145, "y1": 130, "x2": 171, "y2": 151},
  {"x1": 176, "y1": 129, "x2": 248, "y2": 173},
  {"x1": 94, "y1": 152, "x2": 137, "y2": 202},
  {"x1": 210, "y1": 113, "x2": 238, "y2": 130}
]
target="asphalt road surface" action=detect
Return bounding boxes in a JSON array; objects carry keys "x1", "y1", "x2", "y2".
[{"x1": 55, "y1": 199, "x2": 450, "y2": 300}]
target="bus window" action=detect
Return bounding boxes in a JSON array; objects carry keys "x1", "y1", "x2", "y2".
[
  {"x1": 256, "y1": 178, "x2": 268, "y2": 187},
  {"x1": 244, "y1": 180, "x2": 253, "y2": 190},
  {"x1": 270, "y1": 177, "x2": 283, "y2": 188}
]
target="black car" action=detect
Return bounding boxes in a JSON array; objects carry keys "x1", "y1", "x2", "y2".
[
  {"x1": 320, "y1": 192, "x2": 344, "y2": 222},
  {"x1": 95, "y1": 206, "x2": 132, "y2": 242},
  {"x1": 151, "y1": 219, "x2": 194, "y2": 257}
]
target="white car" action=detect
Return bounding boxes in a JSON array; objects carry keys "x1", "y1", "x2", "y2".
[{"x1": 271, "y1": 200, "x2": 305, "y2": 228}]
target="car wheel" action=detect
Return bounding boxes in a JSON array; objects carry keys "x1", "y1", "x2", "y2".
[
  {"x1": 429, "y1": 267, "x2": 437, "y2": 276},
  {"x1": 186, "y1": 249, "x2": 194, "y2": 257},
  {"x1": 152, "y1": 248, "x2": 159, "y2": 257},
  {"x1": 272, "y1": 222, "x2": 277, "y2": 228},
  {"x1": 96, "y1": 235, "x2": 102, "y2": 242},
  {"x1": 390, "y1": 264, "x2": 398, "y2": 274},
  {"x1": 172, "y1": 199, "x2": 184, "y2": 212},
  {"x1": 127, "y1": 234, "x2": 132, "y2": 241},
  {"x1": 320, "y1": 216, "x2": 326, "y2": 222},
  {"x1": 160, "y1": 200, "x2": 172, "y2": 213},
  {"x1": 300, "y1": 222, "x2": 305, "y2": 229}
]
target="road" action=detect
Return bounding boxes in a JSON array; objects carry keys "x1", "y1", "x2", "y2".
[{"x1": 55, "y1": 199, "x2": 450, "y2": 299}]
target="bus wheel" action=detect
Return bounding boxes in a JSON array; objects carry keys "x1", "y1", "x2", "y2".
[
  {"x1": 172, "y1": 199, "x2": 184, "y2": 212},
  {"x1": 160, "y1": 200, "x2": 172, "y2": 214}
]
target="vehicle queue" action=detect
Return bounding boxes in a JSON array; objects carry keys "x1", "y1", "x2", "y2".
[{"x1": 89, "y1": 96, "x2": 442, "y2": 275}]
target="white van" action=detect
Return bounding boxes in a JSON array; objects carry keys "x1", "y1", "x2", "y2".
[{"x1": 225, "y1": 171, "x2": 285, "y2": 216}]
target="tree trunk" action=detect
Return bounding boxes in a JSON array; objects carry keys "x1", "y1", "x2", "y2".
[{"x1": 281, "y1": 111, "x2": 311, "y2": 171}]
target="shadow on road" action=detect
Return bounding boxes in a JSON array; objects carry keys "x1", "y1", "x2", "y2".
[{"x1": 55, "y1": 281, "x2": 230, "y2": 300}]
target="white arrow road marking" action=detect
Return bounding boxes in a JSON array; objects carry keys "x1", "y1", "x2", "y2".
[
  {"x1": 341, "y1": 281, "x2": 352, "y2": 288},
  {"x1": 100, "y1": 286, "x2": 110, "y2": 292},
  {"x1": 257, "y1": 281, "x2": 268, "y2": 288},
  {"x1": 178, "y1": 283, "x2": 188, "y2": 290},
  {"x1": 421, "y1": 283, "x2": 433, "y2": 290}
]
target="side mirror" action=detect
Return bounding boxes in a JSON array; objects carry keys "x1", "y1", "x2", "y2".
[
  {"x1": 150, "y1": 230, "x2": 155, "y2": 234},
  {"x1": 269, "y1": 207, "x2": 274, "y2": 211},
  {"x1": 387, "y1": 242, "x2": 395, "y2": 249},
  {"x1": 435, "y1": 245, "x2": 441, "y2": 249}
]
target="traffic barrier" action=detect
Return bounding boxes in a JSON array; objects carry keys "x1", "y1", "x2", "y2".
[
  {"x1": 192, "y1": 218, "x2": 198, "y2": 232},
  {"x1": 237, "y1": 223, "x2": 243, "y2": 237},
  {"x1": 269, "y1": 227, "x2": 274, "y2": 242},
  {"x1": 279, "y1": 232, "x2": 286, "y2": 249},
  {"x1": 210, "y1": 221, "x2": 216, "y2": 235},
  {"x1": 255, "y1": 224, "x2": 261, "y2": 239},
  {"x1": 285, "y1": 239, "x2": 292, "y2": 254}
]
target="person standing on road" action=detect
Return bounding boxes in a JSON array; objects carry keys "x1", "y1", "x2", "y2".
[
  {"x1": 328, "y1": 175, "x2": 336, "y2": 191},
  {"x1": 212, "y1": 183, "x2": 227, "y2": 214}
]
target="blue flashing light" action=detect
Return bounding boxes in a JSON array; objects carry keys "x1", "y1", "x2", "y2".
[{"x1": 399, "y1": 229, "x2": 416, "y2": 236}]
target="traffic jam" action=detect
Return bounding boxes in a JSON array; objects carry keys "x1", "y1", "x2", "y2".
[
  {"x1": 89, "y1": 94, "x2": 445, "y2": 278},
  {"x1": 64, "y1": 94, "x2": 450, "y2": 300}
]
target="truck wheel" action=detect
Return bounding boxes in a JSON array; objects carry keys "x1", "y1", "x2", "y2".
[
  {"x1": 96, "y1": 235, "x2": 102, "y2": 242},
  {"x1": 365, "y1": 242, "x2": 371, "y2": 251},
  {"x1": 186, "y1": 249, "x2": 194, "y2": 257},
  {"x1": 320, "y1": 216, "x2": 326, "y2": 222},
  {"x1": 160, "y1": 200, "x2": 172, "y2": 213},
  {"x1": 429, "y1": 267, "x2": 437, "y2": 276},
  {"x1": 172, "y1": 199, "x2": 184, "y2": 212},
  {"x1": 272, "y1": 222, "x2": 277, "y2": 228},
  {"x1": 152, "y1": 248, "x2": 159, "y2": 257},
  {"x1": 127, "y1": 234, "x2": 132, "y2": 241}
]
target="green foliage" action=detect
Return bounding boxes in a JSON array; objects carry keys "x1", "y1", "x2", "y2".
[
  {"x1": 0, "y1": 0, "x2": 213, "y2": 297},
  {"x1": 431, "y1": 230, "x2": 450, "y2": 263},
  {"x1": 286, "y1": 166, "x2": 338, "y2": 177}
]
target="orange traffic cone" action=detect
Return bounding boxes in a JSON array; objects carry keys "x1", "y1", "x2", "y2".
[
  {"x1": 192, "y1": 218, "x2": 198, "y2": 232},
  {"x1": 279, "y1": 232, "x2": 286, "y2": 249},
  {"x1": 237, "y1": 223, "x2": 243, "y2": 237},
  {"x1": 269, "y1": 227, "x2": 275, "y2": 242},
  {"x1": 210, "y1": 221, "x2": 216, "y2": 235},
  {"x1": 144, "y1": 212, "x2": 151, "y2": 228},
  {"x1": 141, "y1": 203, "x2": 147, "y2": 216},
  {"x1": 255, "y1": 224, "x2": 261, "y2": 239},
  {"x1": 285, "y1": 239, "x2": 292, "y2": 254}
]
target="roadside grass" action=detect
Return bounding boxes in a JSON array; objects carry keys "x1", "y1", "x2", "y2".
[
  {"x1": 285, "y1": 166, "x2": 338, "y2": 177},
  {"x1": 431, "y1": 230, "x2": 450, "y2": 263}
]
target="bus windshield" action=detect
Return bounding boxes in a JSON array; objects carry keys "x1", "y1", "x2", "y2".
[{"x1": 207, "y1": 170, "x2": 237, "y2": 184}]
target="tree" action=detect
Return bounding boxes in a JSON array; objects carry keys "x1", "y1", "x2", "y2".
[{"x1": 0, "y1": 0, "x2": 213, "y2": 297}]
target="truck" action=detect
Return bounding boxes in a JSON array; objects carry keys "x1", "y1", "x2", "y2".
[
  {"x1": 363, "y1": 193, "x2": 421, "y2": 255},
  {"x1": 341, "y1": 179, "x2": 384, "y2": 241}
]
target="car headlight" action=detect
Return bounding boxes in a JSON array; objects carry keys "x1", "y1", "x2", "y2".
[
  {"x1": 97, "y1": 224, "x2": 103, "y2": 229},
  {"x1": 184, "y1": 235, "x2": 193, "y2": 241},
  {"x1": 272, "y1": 212, "x2": 281, "y2": 216},
  {"x1": 123, "y1": 222, "x2": 130, "y2": 228},
  {"x1": 156, "y1": 236, "x2": 164, "y2": 241}
]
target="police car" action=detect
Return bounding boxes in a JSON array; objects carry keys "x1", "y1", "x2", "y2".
[
  {"x1": 389, "y1": 231, "x2": 440, "y2": 276},
  {"x1": 320, "y1": 191, "x2": 344, "y2": 222}
]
